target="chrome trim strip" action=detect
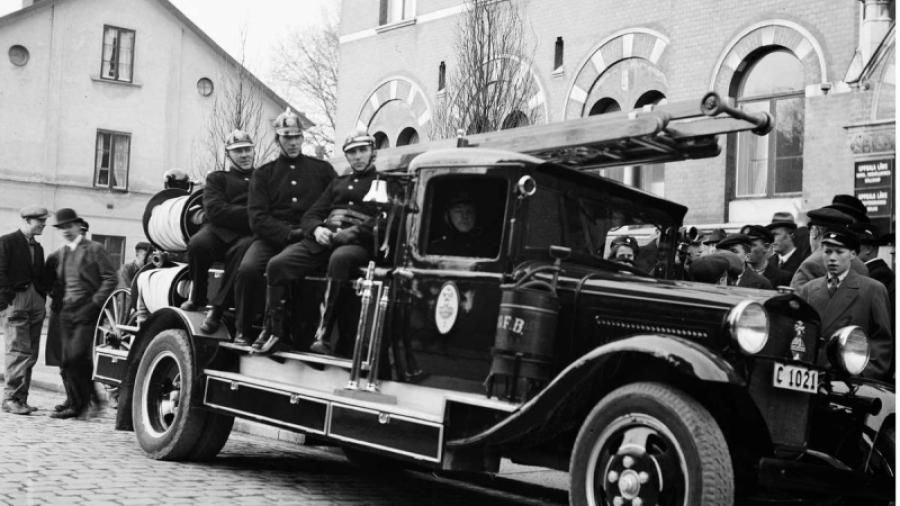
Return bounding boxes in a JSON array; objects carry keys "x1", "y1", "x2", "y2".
[
  {"x1": 203, "y1": 377, "x2": 327, "y2": 435},
  {"x1": 403, "y1": 268, "x2": 505, "y2": 280},
  {"x1": 219, "y1": 343, "x2": 353, "y2": 369},
  {"x1": 593, "y1": 317, "x2": 709, "y2": 339}
]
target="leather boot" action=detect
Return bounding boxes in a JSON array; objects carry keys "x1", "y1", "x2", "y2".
[
  {"x1": 252, "y1": 284, "x2": 287, "y2": 354},
  {"x1": 310, "y1": 279, "x2": 344, "y2": 355},
  {"x1": 199, "y1": 306, "x2": 223, "y2": 334}
]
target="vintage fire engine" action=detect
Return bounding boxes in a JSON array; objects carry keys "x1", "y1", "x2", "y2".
[{"x1": 93, "y1": 93, "x2": 894, "y2": 506}]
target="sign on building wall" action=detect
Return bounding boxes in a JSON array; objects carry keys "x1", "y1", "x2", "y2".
[{"x1": 854, "y1": 158, "x2": 894, "y2": 220}]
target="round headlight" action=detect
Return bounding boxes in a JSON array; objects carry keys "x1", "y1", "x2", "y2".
[
  {"x1": 728, "y1": 300, "x2": 769, "y2": 354},
  {"x1": 827, "y1": 326, "x2": 870, "y2": 375}
]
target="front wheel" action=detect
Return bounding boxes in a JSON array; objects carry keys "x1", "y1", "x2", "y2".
[
  {"x1": 570, "y1": 382, "x2": 733, "y2": 506},
  {"x1": 132, "y1": 328, "x2": 233, "y2": 460}
]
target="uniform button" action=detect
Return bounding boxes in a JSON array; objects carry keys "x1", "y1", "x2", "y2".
[
  {"x1": 348, "y1": 201, "x2": 354, "y2": 206},
  {"x1": 353, "y1": 178, "x2": 359, "y2": 183},
  {"x1": 292, "y1": 197, "x2": 298, "y2": 203},
  {"x1": 291, "y1": 180, "x2": 297, "y2": 186},
  {"x1": 348, "y1": 185, "x2": 354, "y2": 190},
  {"x1": 290, "y1": 165, "x2": 296, "y2": 169}
]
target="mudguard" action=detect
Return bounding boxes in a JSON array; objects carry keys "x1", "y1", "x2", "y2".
[
  {"x1": 447, "y1": 334, "x2": 741, "y2": 447},
  {"x1": 830, "y1": 377, "x2": 895, "y2": 441}
]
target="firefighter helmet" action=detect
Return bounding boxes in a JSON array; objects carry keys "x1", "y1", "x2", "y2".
[
  {"x1": 225, "y1": 129, "x2": 254, "y2": 150},
  {"x1": 163, "y1": 168, "x2": 191, "y2": 190},
  {"x1": 342, "y1": 128, "x2": 375, "y2": 152},
  {"x1": 610, "y1": 235, "x2": 639, "y2": 254},
  {"x1": 273, "y1": 108, "x2": 304, "y2": 137}
]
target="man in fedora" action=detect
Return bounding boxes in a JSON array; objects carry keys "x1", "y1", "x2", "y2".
[
  {"x1": 763, "y1": 212, "x2": 807, "y2": 288},
  {"x1": 797, "y1": 228, "x2": 892, "y2": 380},
  {"x1": 791, "y1": 205, "x2": 869, "y2": 290},
  {"x1": 49, "y1": 208, "x2": 117, "y2": 419},
  {"x1": 0, "y1": 206, "x2": 50, "y2": 415}
]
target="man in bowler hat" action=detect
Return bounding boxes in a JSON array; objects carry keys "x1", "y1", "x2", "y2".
[
  {"x1": 797, "y1": 228, "x2": 892, "y2": 380},
  {"x1": 49, "y1": 208, "x2": 117, "y2": 418},
  {"x1": 0, "y1": 206, "x2": 49, "y2": 414}
]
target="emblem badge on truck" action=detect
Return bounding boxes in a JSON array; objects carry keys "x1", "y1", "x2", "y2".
[{"x1": 791, "y1": 321, "x2": 807, "y2": 360}]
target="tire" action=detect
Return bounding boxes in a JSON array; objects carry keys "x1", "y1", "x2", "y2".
[
  {"x1": 569, "y1": 382, "x2": 733, "y2": 506},
  {"x1": 132, "y1": 328, "x2": 232, "y2": 460},
  {"x1": 846, "y1": 422, "x2": 894, "y2": 506}
]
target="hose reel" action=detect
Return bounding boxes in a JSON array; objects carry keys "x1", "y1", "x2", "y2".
[{"x1": 142, "y1": 188, "x2": 205, "y2": 253}]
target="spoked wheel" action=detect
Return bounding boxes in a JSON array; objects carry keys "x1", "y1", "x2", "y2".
[
  {"x1": 94, "y1": 288, "x2": 136, "y2": 351},
  {"x1": 133, "y1": 329, "x2": 233, "y2": 461},
  {"x1": 570, "y1": 382, "x2": 733, "y2": 506}
]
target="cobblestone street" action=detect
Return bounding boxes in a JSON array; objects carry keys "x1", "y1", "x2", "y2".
[{"x1": 0, "y1": 387, "x2": 567, "y2": 506}]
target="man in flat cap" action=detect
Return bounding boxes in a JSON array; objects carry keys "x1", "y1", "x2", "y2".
[
  {"x1": 764, "y1": 212, "x2": 808, "y2": 288},
  {"x1": 797, "y1": 228, "x2": 892, "y2": 381},
  {"x1": 49, "y1": 208, "x2": 117, "y2": 419},
  {"x1": 790, "y1": 206, "x2": 869, "y2": 290},
  {"x1": 715, "y1": 234, "x2": 772, "y2": 289},
  {"x1": 741, "y1": 225, "x2": 781, "y2": 287},
  {"x1": 0, "y1": 206, "x2": 50, "y2": 414}
]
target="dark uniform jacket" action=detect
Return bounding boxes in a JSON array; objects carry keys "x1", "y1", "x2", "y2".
[
  {"x1": 737, "y1": 266, "x2": 772, "y2": 290},
  {"x1": 249, "y1": 154, "x2": 336, "y2": 247},
  {"x1": 204, "y1": 168, "x2": 254, "y2": 243},
  {"x1": 798, "y1": 270, "x2": 893, "y2": 380},
  {"x1": 790, "y1": 250, "x2": 868, "y2": 290},
  {"x1": 0, "y1": 229, "x2": 46, "y2": 309},
  {"x1": 300, "y1": 167, "x2": 381, "y2": 254},
  {"x1": 765, "y1": 247, "x2": 806, "y2": 288},
  {"x1": 54, "y1": 240, "x2": 118, "y2": 308}
]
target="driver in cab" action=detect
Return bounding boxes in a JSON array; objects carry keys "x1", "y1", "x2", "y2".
[{"x1": 429, "y1": 192, "x2": 495, "y2": 258}]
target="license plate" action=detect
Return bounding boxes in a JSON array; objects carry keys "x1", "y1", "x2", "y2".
[{"x1": 772, "y1": 362, "x2": 818, "y2": 394}]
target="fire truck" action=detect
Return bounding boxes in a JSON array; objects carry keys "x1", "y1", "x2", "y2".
[{"x1": 93, "y1": 93, "x2": 894, "y2": 506}]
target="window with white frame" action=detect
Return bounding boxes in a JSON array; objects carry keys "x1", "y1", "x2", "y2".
[
  {"x1": 94, "y1": 130, "x2": 130, "y2": 191},
  {"x1": 733, "y1": 49, "x2": 804, "y2": 197},
  {"x1": 100, "y1": 25, "x2": 135, "y2": 82},
  {"x1": 379, "y1": 0, "x2": 416, "y2": 25}
]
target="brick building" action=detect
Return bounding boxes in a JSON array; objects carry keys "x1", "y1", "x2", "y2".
[
  {"x1": 0, "y1": 0, "x2": 302, "y2": 264},
  {"x1": 335, "y1": 0, "x2": 895, "y2": 236}
]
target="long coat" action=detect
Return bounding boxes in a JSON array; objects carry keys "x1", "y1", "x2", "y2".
[
  {"x1": 0, "y1": 229, "x2": 46, "y2": 308},
  {"x1": 54, "y1": 240, "x2": 118, "y2": 308},
  {"x1": 797, "y1": 269, "x2": 893, "y2": 380}
]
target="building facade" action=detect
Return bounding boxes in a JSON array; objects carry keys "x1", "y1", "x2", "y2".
[
  {"x1": 0, "y1": 0, "x2": 299, "y2": 263},
  {"x1": 335, "y1": 0, "x2": 895, "y2": 237}
]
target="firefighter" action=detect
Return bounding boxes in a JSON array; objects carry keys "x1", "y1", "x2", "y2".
[
  {"x1": 428, "y1": 192, "x2": 496, "y2": 257},
  {"x1": 253, "y1": 129, "x2": 381, "y2": 355},
  {"x1": 608, "y1": 236, "x2": 638, "y2": 266},
  {"x1": 233, "y1": 109, "x2": 336, "y2": 346},
  {"x1": 179, "y1": 130, "x2": 257, "y2": 334}
]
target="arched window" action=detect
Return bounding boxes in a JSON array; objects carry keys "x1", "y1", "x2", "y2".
[
  {"x1": 733, "y1": 49, "x2": 805, "y2": 197},
  {"x1": 373, "y1": 131, "x2": 390, "y2": 150},
  {"x1": 635, "y1": 90, "x2": 666, "y2": 109},
  {"x1": 589, "y1": 97, "x2": 621, "y2": 116},
  {"x1": 501, "y1": 110, "x2": 529, "y2": 129},
  {"x1": 396, "y1": 127, "x2": 419, "y2": 146}
]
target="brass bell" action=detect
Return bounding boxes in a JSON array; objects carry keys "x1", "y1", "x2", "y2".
[{"x1": 363, "y1": 179, "x2": 390, "y2": 204}]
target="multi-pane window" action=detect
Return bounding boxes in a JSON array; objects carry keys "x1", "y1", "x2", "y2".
[
  {"x1": 94, "y1": 130, "x2": 130, "y2": 191},
  {"x1": 379, "y1": 0, "x2": 416, "y2": 25},
  {"x1": 734, "y1": 50, "x2": 804, "y2": 197},
  {"x1": 92, "y1": 234, "x2": 126, "y2": 268},
  {"x1": 100, "y1": 25, "x2": 135, "y2": 82}
]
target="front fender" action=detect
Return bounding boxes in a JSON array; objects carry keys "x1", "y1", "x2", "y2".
[
  {"x1": 830, "y1": 377, "x2": 895, "y2": 438},
  {"x1": 447, "y1": 334, "x2": 741, "y2": 448}
]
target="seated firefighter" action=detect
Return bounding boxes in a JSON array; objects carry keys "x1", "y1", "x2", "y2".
[
  {"x1": 429, "y1": 192, "x2": 496, "y2": 257},
  {"x1": 252, "y1": 129, "x2": 384, "y2": 355},
  {"x1": 180, "y1": 130, "x2": 256, "y2": 334},
  {"x1": 607, "y1": 235, "x2": 638, "y2": 267}
]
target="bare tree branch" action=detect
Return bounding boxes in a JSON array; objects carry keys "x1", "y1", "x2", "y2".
[{"x1": 431, "y1": 0, "x2": 538, "y2": 139}]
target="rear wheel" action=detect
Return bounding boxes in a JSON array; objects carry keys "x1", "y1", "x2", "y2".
[
  {"x1": 94, "y1": 288, "x2": 135, "y2": 351},
  {"x1": 570, "y1": 382, "x2": 733, "y2": 506},
  {"x1": 132, "y1": 328, "x2": 232, "y2": 460}
]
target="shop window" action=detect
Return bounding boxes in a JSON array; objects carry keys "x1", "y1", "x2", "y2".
[
  {"x1": 421, "y1": 175, "x2": 506, "y2": 258},
  {"x1": 94, "y1": 130, "x2": 130, "y2": 191},
  {"x1": 100, "y1": 25, "x2": 135, "y2": 83},
  {"x1": 92, "y1": 234, "x2": 125, "y2": 268},
  {"x1": 373, "y1": 131, "x2": 390, "y2": 150},
  {"x1": 379, "y1": 0, "x2": 416, "y2": 25},
  {"x1": 589, "y1": 97, "x2": 621, "y2": 115},
  {"x1": 397, "y1": 127, "x2": 419, "y2": 146},
  {"x1": 733, "y1": 49, "x2": 804, "y2": 197}
]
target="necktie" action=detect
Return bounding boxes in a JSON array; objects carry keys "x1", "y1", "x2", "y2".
[
  {"x1": 778, "y1": 257, "x2": 784, "y2": 269},
  {"x1": 827, "y1": 276, "x2": 839, "y2": 297},
  {"x1": 27, "y1": 238, "x2": 36, "y2": 266}
]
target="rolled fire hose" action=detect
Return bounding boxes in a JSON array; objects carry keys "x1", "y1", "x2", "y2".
[
  {"x1": 136, "y1": 264, "x2": 190, "y2": 312},
  {"x1": 142, "y1": 189, "x2": 204, "y2": 253}
]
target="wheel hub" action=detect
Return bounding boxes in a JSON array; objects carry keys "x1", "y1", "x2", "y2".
[{"x1": 603, "y1": 447, "x2": 661, "y2": 505}]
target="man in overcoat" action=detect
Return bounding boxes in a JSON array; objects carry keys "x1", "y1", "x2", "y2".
[
  {"x1": 50, "y1": 209, "x2": 118, "y2": 419},
  {"x1": 791, "y1": 199, "x2": 869, "y2": 290},
  {"x1": 797, "y1": 228, "x2": 892, "y2": 381},
  {"x1": 0, "y1": 206, "x2": 49, "y2": 415}
]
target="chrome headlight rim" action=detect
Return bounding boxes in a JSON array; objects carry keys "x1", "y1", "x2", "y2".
[
  {"x1": 827, "y1": 325, "x2": 870, "y2": 376},
  {"x1": 727, "y1": 300, "x2": 769, "y2": 355}
]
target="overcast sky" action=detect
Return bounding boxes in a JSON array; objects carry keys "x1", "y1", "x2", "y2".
[{"x1": 0, "y1": 0, "x2": 337, "y2": 90}]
